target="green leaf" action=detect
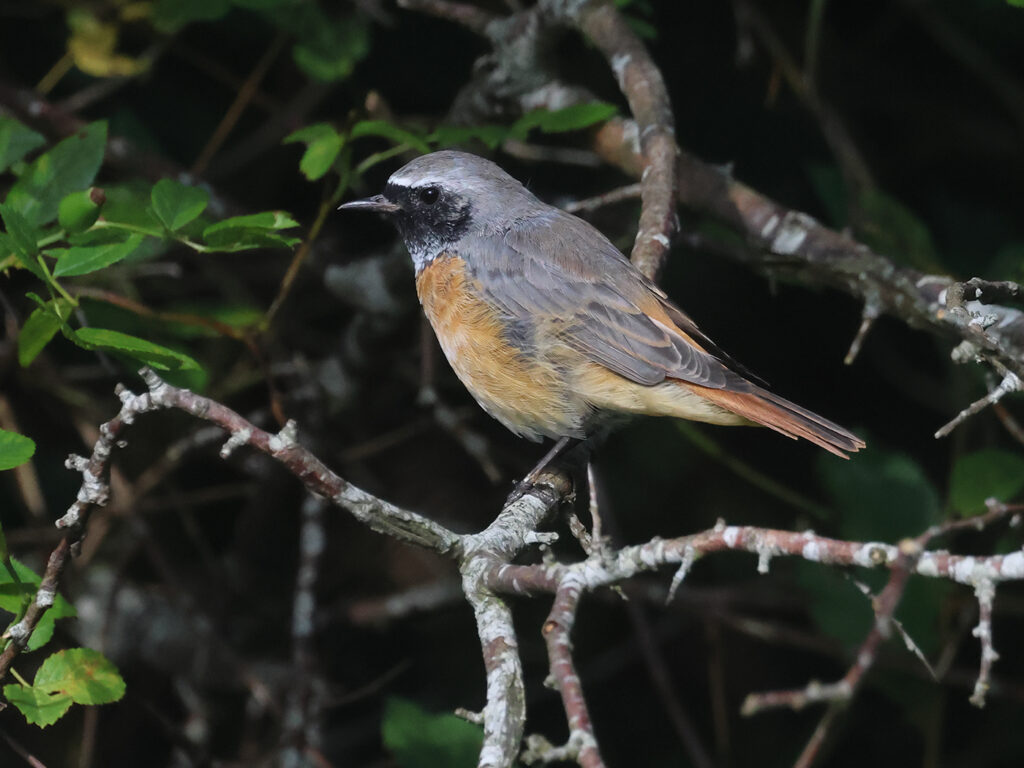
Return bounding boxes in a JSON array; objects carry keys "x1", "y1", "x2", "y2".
[
  {"x1": 58, "y1": 188, "x2": 105, "y2": 233},
  {"x1": 509, "y1": 103, "x2": 618, "y2": 141},
  {"x1": 0, "y1": 558, "x2": 76, "y2": 651},
  {"x1": 202, "y1": 211, "x2": 300, "y2": 251},
  {"x1": 290, "y1": 12, "x2": 370, "y2": 82},
  {"x1": 510, "y1": 103, "x2": 619, "y2": 137},
  {"x1": 52, "y1": 234, "x2": 145, "y2": 277},
  {"x1": 819, "y1": 444, "x2": 941, "y2": 542},
  {"x1": 152, "y1": 0, "x2": 231, "y2": 32},
  {"x1": 806, "y1": 164, "x2": 849, "y2": 229},
  {"x1": 382, "y1": 697, "x2": 483, "y2": 768},
  {"x1": 351, "y1": 120, "x2": 431, "y2": 154},
  {"x1": 795, "y1": 561, "x2": 873, "y2": 648},
  {"x1": 18, "y1": 299, "x2": 72, "y2": 367},
  {"x1": 284, "y1": 123, "x2": 344, "y2": 181},
  {"x1": 950, "y1": 449, "x2": 1024, "y2": 516},
  {"x1": 151, "y1": 179, "x2": 210, "y2": 232},
  {"x1": 96, "y1": 182, "x2": 165, "y2": 237},
  {"x1": 0, "y1": 203, "x2": 44, "y2": 276},
  {"x1": 2, "y1": 648, "x2": 123, "y2": 727},
  {"x1": 34, "y1": 648, "x2": 126, "y2": 706},
  {"x1": 5, "y1": 122, "x2": 107, "y2": 226},
  {"x1": 203, "y1": 211, "x2": 298, "y2": 235},
  {"x1": 805, "y1": 165, "x2": 941, "y2": 272},
  {"x1": 0, "y1": 116, "x2": 46, "y2": 174},
  {"x1": 2, "y1": 683, "x2": 73, "y2": 727},
  {"x1": 859, "y1": 187, "x2": 941, "y2": 272},
  {"x1": 0, "y1": 429, "x2": 35, "y2": 471},
  {"x1": 70, "y1": 327, "x2": 201, "y2": 371},
  {"x1": 428, "y1": 124, "x2": 510, "y2": 151}
]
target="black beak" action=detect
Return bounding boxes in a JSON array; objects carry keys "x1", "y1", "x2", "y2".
[{"x1": 337, "y1": 194, "x2": 400, "y2": 214}]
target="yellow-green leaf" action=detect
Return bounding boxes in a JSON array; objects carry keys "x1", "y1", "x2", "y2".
[{"x1": 34, "y1": 648, "x2": 126, "y2": 706}]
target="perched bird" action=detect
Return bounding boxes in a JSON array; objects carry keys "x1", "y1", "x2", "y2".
[{"x1": 340, "y1": 151, "x2": 863, "y2": 481}]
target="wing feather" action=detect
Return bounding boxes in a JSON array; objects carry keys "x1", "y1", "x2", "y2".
[{"x1": 459, "y1": 209, "x2": 745, "y2": 391}]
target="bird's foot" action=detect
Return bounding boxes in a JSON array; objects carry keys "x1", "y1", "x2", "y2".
[{"x1": 504, "y1": 477, "x2": 535, "y2": 508}]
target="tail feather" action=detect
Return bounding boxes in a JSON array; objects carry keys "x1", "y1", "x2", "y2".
[{"x1": 694, "y1": 385, "x2": 865, "y2": 459}]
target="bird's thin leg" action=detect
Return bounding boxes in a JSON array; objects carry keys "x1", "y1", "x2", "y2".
[{"x1": 505, "y1": 436, "x2": 579, "y2": 506}]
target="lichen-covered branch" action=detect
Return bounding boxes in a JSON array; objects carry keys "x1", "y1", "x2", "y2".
[
  {"x1": 546, "y1": 0, "x2": 678, "y2": 279},
  {"x1": 536, "y1": 573, "x2": 603, "y2": 768}
]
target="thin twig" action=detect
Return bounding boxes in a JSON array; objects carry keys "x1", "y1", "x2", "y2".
[
  {"x1": 935, "y1": 370, "x2": 1023, "y2": 438},
  {"x1": 190, "y1": 33, "x2": 287, "y2": 176},
  {"x1": 538, "y1": 574, "x2": 604, "y2": 768},
  {"x1": 563, "y1": 183, "x2": 643, "y2": 214}
]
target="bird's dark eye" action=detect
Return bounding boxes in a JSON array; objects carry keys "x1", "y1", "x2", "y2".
[{"x1": 418, "y1": 186, "x2": 439, "y2": 205}]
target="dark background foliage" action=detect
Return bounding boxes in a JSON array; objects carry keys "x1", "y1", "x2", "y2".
[{"x1": 1, "y1": 0, "x2": 1023, "y2": 766}]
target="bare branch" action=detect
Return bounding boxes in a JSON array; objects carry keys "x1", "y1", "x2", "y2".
[
  {"x1": 547, "y1": 0, "x2": 678, "y2": 279},
  {"x1": 537, "y1": 574, "x2": 604, "y2": 768},
  {"x1": 935, "y1": 370, "x2": 1022, "y2": 438}
]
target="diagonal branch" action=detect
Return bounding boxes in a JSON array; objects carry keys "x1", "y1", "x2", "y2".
[{"x1": 538, "y1": 573, "x2": 604, "y2": 767}]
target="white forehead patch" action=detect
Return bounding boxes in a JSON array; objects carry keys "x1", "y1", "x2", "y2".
[{"x1": 386, "y1": 170, "x2": 445, "y2": 188}]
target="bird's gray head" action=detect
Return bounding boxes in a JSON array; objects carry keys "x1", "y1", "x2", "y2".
[{"x1": 339, "y1": 151, "x2": 542, "y2": 272}]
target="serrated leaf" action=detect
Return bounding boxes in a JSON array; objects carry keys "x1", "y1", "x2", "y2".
[
  {"x1": 71, "y1": 327, "x2": 201, "y2": 371},
  {"x1": 0, "y1": 429, "x2": 35, "y2": 471},
  {"x1": 203, "y1": 211, "x2": 298, "y2": 234},
  {"x1": 950, "y1": 449, "x2": 1024, "y2": 516},
  {"x1": 2, "y1": 683, "x2": 73, "y2": 727},
  {"x1": 5, "y1": 122, "x2": 107, "y2": 226},
  {"x1": 0, "y1": 116, "x2": 46, "y2": 174},
  {"x1": 511, "y1": 103, "x2": 618, "y2": 137},
  {"x1": 18, "y1": 299, "x2": 72, "y2": 366},
  {"x1": 34, "y1": 648, "x2": 125, "y2": 706},
  {"x1": 0, "y1": 203, "x2": 42, "y2": 274},
  {"x1": 382, "y1": 697, "x2": 483, "y2": 768},
  {"x1": 151, "y1": 179, "x2": 209, "y2": 231},
  {"x1": 284, "y1": 123, "x2": 344, "y2": 181},
  {"x1": 52, "y1": 233, "x2": 145, "y2": 277},
  {"x1": 202, "y1": 211, "x2": 300, "y2": 251},
  {"x1": 203, "y1": 230, "x2": 300, "y2": 252},
  {"x1": 351, "y1": 120, "x2": 431, "y2": 154},
  {"x1": 97, "y1": 182, "x2": 165, "y2": 237}
]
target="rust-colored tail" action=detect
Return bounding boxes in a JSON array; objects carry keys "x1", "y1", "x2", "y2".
[{"x1": 695, "y1": 385, "x2": 865, "y2": 458}]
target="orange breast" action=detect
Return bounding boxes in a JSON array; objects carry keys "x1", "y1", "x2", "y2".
[{"x1": 415, "y1": 255, "x2": 585, "y2": 441}]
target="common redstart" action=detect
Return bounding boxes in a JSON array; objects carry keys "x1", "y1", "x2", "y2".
[{"x1": 340, "y1": 151, "x2": 864, "y2": 478}]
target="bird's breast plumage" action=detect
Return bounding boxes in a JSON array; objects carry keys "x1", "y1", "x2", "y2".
[{"x1": 415, "y1": 252, "x2": 591, "y2": 441}]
